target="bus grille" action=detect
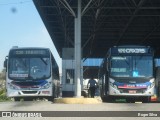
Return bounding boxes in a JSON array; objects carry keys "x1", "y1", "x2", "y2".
[
  {"x1": 22, "y1": 91, "x2": 38, "y2": 94},
  {"x1": 119, "y1": 89, "x2": 146, "y2": 93}
]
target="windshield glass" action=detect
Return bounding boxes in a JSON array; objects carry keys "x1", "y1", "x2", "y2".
[
  {"x1": 8, "y1": 57, "x2": 51, "y2": 80},
  {"x1": 110, "y1": 56, "x2": 153, "y2": 77}
]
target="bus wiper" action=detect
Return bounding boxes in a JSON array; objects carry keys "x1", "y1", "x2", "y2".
[
  {"x1": 135, "y1": 55, "x2": 144, "y2": 67},
  {"x1": 40, "y1": 58, "x2": 48, "y2": 65},
  {"x1": 20, "y1": 58, "x2": 27, "y2": 68},
  {"x1": 24, "y1": 79, "x2": 34, "y2": 82},
  {"x1": 118, "y1": 54, "x2": 130, "y2": 67},
  {"x1": 133, "y1": 55, "x2": 144, "y2": 71},
  {"x1": 134, "y1": 57, "x2": 137, "y2": 70}
]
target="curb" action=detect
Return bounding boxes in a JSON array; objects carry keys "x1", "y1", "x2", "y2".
[{"x1": 54, "y1": 97, "x2": 102, "y2": 104}]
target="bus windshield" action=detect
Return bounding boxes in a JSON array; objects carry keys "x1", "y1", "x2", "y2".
[
  {"x1": 110, "y1": 56, "x2": 153, "y2": 77},
  {"x1": 8, "y1": 57, "x2": 51, "y2": 80}
]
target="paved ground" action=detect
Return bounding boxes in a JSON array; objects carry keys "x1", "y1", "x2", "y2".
[{"x1": 0, "y1": 100, "x2": 160, "y2": 120}]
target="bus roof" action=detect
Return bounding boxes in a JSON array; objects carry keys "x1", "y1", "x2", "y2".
[{"x1": 10, "y1": 46, "x2": 50, "y2": 50}]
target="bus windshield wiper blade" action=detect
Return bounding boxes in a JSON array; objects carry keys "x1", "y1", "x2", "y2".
[{"x1": 40, "y1": 57, "x2": 48, "y2": 65}]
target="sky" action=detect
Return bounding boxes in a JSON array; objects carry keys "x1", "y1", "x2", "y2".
[{"x1": 0, "y1": 0, "x2": 62, "y2": 72}]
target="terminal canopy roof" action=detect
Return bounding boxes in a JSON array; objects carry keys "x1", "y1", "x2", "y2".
[{"x1": 33, "y1": 0, "x2": 160, "y2": 58}]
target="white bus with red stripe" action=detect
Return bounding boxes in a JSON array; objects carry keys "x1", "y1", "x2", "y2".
[
  {"x1": 98, "y1": 46, "x2": 156, "y2": 102},
  {"x1": 4, "y1": 47, "x2": 60, "y2": 101}
]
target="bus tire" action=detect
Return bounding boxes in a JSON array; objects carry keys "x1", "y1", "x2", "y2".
[
  {"x1": 101, "y1": 96, "x2": 113, "y2": 102},
  {"x1": 142, "y1": 97, "x2": 150, "y2": 103},
  {"x1": 158, "y1": 82, "x2": 160, "y2": 97},
  {"x1": 156, "y1": 67, "x2": 160, "y2": 97},
  {"x1": 14, "y1": 97, "x2": 20, "y2": 101},
  {"x1": 101, "y1": 97, "x2": 107, "y2": 102},
  {"x1": 100, "y1": 88, "x2": 105, "y2": 101},
  {"x1": 47, "y1": 96, "x2": 54, "y2": 102}
]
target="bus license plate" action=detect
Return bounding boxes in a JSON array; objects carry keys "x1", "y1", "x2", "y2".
[{"x1": 129, "y1": 90, "x2": 136, "y2": 94}]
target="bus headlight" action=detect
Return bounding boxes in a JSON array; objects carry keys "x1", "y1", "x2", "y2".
[
  {"x1": 110, "y1": 82, "x2": 114, "y2": 87},
  {"x1": 147, "y1": 82, "x2": 155, "y2": 90},
  {"x1": 9, "y1": 84, "x2": 20, "y2": 90},
  {"x1": 113, "y1": 85, "x2": 118, "y2": 90},
  {"x1": 147, "y1": 79, "x2": 155, "y2": 90},
  {"x1": 41, "y1": 83, "x2": 50, "y2": 89},
  {"x1": 109, "y1": 78, "x2": 115, "y2": 87}
]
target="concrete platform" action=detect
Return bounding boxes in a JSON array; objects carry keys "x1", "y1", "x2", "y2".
[{"x1": 54, "y1": 97, "x2": 102, "y2": 104}]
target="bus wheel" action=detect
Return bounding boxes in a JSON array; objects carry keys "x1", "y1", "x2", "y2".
[
  {"x1": 156, "y1": 67, "x2": 160, "y2": 97},
  {"x1": 14, "y1": 97, "x2": 20, "y2": 101},
  {"x1": 47, "y1": 96, "x2": 54, "y2": 102},
  {"x1": 101, "y1": 96, "x2": 113, "y2": 102},
  {"x1": 101, "y1": 97, "x2": 107, "y2": 102},
  {"x1": 142, "y1": 97, "x2": 150, "y2": 103}
]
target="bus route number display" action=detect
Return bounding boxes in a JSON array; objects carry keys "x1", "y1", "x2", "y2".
[
  {"x1": 118, "y1": 48, "x2": 146, "y2": 54},
  {"x1": 15, "y1": 50, "x2": 46, "y2": 55}
]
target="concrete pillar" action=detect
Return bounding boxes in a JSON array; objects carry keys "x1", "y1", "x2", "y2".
[{"x1": 74, "y1": 0, "x2": 82, "y2": 97}]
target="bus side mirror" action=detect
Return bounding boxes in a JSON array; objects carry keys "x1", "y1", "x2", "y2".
[
  {"x1": 4, "y1": 56, "x2": 8, "y2": 71},
  {"x1": 106, "y1": 58, "x2": 109, "y2": 71}
]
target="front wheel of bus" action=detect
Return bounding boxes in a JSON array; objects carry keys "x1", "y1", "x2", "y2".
[
  {"x1": 14, "y1": 97, "x2": 20, "y2": 101},
  {"x1": 142, "y1": 96, "x2": 150, "y2": 103},
  {"x1": 47, "y1": 96, "x2": 54, "y2": 102},
  {"x1": 101, "y1": 97, "x2": 107, "y2": 102},
  {"x1": 101, "y1": 96, "x2": 113, "y2": 102}
]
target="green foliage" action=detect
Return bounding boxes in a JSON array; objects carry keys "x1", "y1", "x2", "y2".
[
  {"x1": 0, "y1": 69, "x2": 10, "y2": 102},
  {"x1": 0, "y1": 95, "x2": 11, "y2": 102},
  {"x1": 0, "y1": 89, "x2": 5, "y2": 95},
  {"x1": 0, "y1": 89, "x2": 11, "y2": 102}
]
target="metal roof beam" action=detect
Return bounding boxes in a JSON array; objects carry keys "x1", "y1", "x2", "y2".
[
  {"x1": 115, "y1": 0, "x2": 145, "y2": 45},
  {"x1": 82, "y1": 35, "x2": 93, "y2": 49},
  {"x1": 85, "y1": 0, "x2": 110, "y2": 57},
  {"x1": 83, "y1": 67, "x2": 89, "y2": 73},
  {"x1": 59, "y1": 0, "x2": 76, "y2": 17},
  {"x1": 132, "y1": 0, "x2": 138, "y2": 7},
  {"x1": 51, "y1": 0, "x2": 75, "y2": 47},
  {"x1": 41, "y1": 6, "x2": 160, "y2": 10},
  {"x1": 141, "y1": 23, "x2": 160, "y2": 43},
  {"x1": 67, "y1": 14, "x2": 160, "y2": 17},
  {"x1": 81, "y1": 0, "x2": 93, "y2": 16}
]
